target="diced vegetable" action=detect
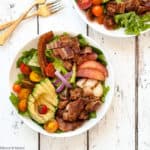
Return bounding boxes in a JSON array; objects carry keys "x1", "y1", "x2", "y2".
[
  {"x1": 77, "y1": 34, "x2": 89, "y2": 47},
  {"x1": 53, "y1": 58, "x2": 67, "y2": 74},
  {"x1": 18, "y1": 99, "x2": 27, "y2": 112},
  {"x1": 101, "y1": 85, "x2": 110, "y2": 102},
  {"x1": 102, "y1": 0, "x2": 110, "y2": 3},
  {"x1": 89, "y1": 111, "x2": 97, "y2": 119},
  {"x1": 9, "y1": 93, "x2": 19, "y2": 108},
  {"x1": 55, "y1": 71, "x2": 72, "y2": 88},
  {"x1": 29, "y1": 71, "x2": 42, "y2": 82},
  {"x1": 20, "y1": 63, "x2": 31, "y2": 75},
  {"x1": 54, "y1": 72, "x2": 72, "y2": 86},
  {"x1": 44, "y1": 119, "x2": 59, "y2": 133},
  {"x1": 56, "y1": 83, "x2": 65, "y2": 93},
  {"x1": 45, "y1": 63, "x2": 55, "y2": 78},
  {"x1": 18, "y1": 88, "x2": 31, "y2": 100},
  {"x1": 70, "y1": 64, "x2": 76, "y2": 84},
  {"x1": 17, "y1": 49, "x2": 37, "y2": 67},
  {"x1": 141, "y1": 13, "x2": 150, "y2": 22},
  {"x1": 15, "y1": 73, "x2": 25, "y2": 84},
  {"x1": 28, "y1": 52, "x2": 40, "y2": 67},
  {"x1": 45, "y1": 50, "x2": 67, "y2": 74},
  {"x1": 13, "y1": 84, "x2": 21, "y2": 93}
]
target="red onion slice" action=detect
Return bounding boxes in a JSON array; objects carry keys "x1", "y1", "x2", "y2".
[{"x1": 55, "y1": 71, "x2": 72, "y2": 88}]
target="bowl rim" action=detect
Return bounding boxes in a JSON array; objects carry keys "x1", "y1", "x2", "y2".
[
  {"x1": 71, "y1": 0, "x2": 150, "y2": 38},
  {"x1": 9, "y1": 30, "x2": 115, "y2": 137}
]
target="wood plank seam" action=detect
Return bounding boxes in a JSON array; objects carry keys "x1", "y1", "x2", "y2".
[
  {"x1": 86, "y1": 24, "x2": 89, "y2": 150},
  {"x1": 36, "y1": 6, "x2": 41, "y2": 150},
  {"x1": 135, "y1": 36, "x2": 139, "y2": 150}
]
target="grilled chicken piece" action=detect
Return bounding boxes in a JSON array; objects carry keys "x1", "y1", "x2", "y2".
[
  {"x1": 85, "y1": 101, "x2": 100, "y2": 112},
  {"x1": 79, "y1": 111, "x2": 89, "y2": 120},
  {"x1": 56, "y1": 117, "x2": 83, "y2": 132},
  {"x1": 69, "y1": 88, "x2": 83, "y2": 100},
  {"x1": 106, "y1": 1, "x2": 126, "y2": 16},
  {"x1": 38, "y1": 31, "x2": 54, "y2": 76},
  {"x1": 103, "y1": 15, "x2": 117, "y2": 30},
  {"x1": 62, "y1": 99, "x2": 85, "y2": 122},
  {"x1": 58, "y1": 100, "x2": 69, "y2": 110},
  {"x1": 63, "y1": 61, "x2": 73, "y2": 71},
  {"x1": 77, "y1": 79, "x2": 103, "y2": 97}
]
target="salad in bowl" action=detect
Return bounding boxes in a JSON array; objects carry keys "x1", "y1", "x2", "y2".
[
  {"x1": 9, "y1": 31, "x2": 114, "y2": 137},
  {"x1": 73, "y1": 0, "x2": 150, "y2": 36}
]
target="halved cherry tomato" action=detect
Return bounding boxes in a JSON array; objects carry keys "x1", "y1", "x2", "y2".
[
  {"x1": 92, "y1": 0, "x2": 102, "y2": 5},
  {"x1": 38, "y1": 104, "x2": 48, "y2": 114},
  {"x1": 45, "y1": 63, "x2": 55, "y2": 78},
  {"x1": 92, "y1": 5, "x2": 103, "y2": 17},
  {"x1": 44, "y1": 119, "x2": 59, "y2": 133},
  {"x1": 20, "y1": 63, "x2": 31, "y2": 75},
  {"x1": 77, "y1": 0, "x2": 92, "y2": 10},
  {"x1": 18, "y1": 99, "x2": 27, "y2": 112},
  {"x1": 97, "y1": 15, "x2": 104, "y2": 24},
  {"x1": 18, "y1": 88, "x2": 31, "y2": 100},
  {"x1": 13, "y1": 84, "x2": 21, "y2": 93}
]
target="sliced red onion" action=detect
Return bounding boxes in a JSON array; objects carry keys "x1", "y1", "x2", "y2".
[
  {"x1": 55, "y1": 70, "x2": 72, "y2": 88},
  {"x1": 56, "y1": 83, "x2": 65, "y2": 93},
  {"x1": 54, "y1": 71, "x2": 72, "y2": 86}
]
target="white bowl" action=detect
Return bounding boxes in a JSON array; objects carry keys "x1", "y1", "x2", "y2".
[
  {"x1": 9, "y1": 30, "x2": 114, "y2": 137},
  {"x1": 71, "y1": 0, "x2": 150, "y2": 38}
]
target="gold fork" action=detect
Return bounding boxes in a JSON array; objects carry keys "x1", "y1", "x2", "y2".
[
  {"x1": 0, "y1": 0, "x2": 46, "y2": 45},
  {"x1": 0, "y1": 1, "x2": 64, "y2": 31}
]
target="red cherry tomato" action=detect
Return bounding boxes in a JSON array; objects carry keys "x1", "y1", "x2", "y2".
[
  {"x1": 45, "y1": 63, "x2": 55, "y2": 78},
  {"x1": 20, "y1": 63, "x2": 31, "y2": 75},
  {"x1": 38, "y1": 104, "x2": 48, "y2": 114},
  {"x1": 13, "y1": 84, "x2": 21, "y2": 93},
  {"x1": 77, "y1": 0, "x2": 92, "y2": 10}
]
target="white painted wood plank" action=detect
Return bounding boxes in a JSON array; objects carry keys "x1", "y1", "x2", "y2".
[
  {"x1": 88, "y1": 30, "x2": 135, "y2": 150},
  {"x1": 138, "y1": 31, "x2": 150, "y2": 150},
  {"x1": 0, "y1": 0, "x2": 38, "y2": 149},
  {"x1": 39, "y1": 0, "x2": 87, "y2": 150}
]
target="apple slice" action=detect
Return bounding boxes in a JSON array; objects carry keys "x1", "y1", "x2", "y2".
[
  {"x1": 77, "y1": 68, "x2": 105, "y2": 81},
  {"x1": 78, "y1": 60, "x2": 108, "y2": 77}
]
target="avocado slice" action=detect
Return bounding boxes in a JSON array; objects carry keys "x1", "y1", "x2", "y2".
[{"x1": 28, "y1": 78, "x2": 58, "y2": 124}]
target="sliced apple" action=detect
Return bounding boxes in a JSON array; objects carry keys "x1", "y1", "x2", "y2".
[
  {"x1": 78, "y1": 60, "x2": 108, "y2": 77},
  {"x1": 77, "y1": 68, "x2": 105, "y2": 81}
]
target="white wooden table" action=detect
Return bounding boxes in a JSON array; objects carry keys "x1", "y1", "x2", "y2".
[{"x1": 0, "y1": 0, "x2": 150, "y2": 150}]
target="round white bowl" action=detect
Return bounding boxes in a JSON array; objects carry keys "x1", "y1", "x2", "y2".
[
  {"x1": 71, "y1": 0, "x2": 150, "y2": 38},
  {"x1": 9, "y1": 30, "x2": 114, "y2": 137}
]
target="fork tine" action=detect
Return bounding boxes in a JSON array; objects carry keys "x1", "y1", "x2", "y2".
[
  {"x1": 46, "y1": 0, "x2": 61, "y2": 7},
  {"x1": 50, "y1": 6, "x2": 64, "y2": 14}
]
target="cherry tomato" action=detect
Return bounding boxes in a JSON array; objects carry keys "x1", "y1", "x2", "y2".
[
  {"x1": 92, "y1": 0, "x2": 102, "y2": 5},
  {"x1": 97, "y1": 15, "x2": 104, "y2": 24},
  {"x1": 13, "y1": 84, "x2": 21, "y2": 93},
  {"x1": 77, "y1": 0, "x2": 92, "y2": 10},
  {"x1": 92, "y1": 5, "x2": 103, "y2": 17},
  {"x1": 20, "y1": 63, "x2": 31, "y2": 75},
  {"x1": 18, "y1": 99, "x2": 27, "y2": 112},
  {"x1": 38, "y1": 104, "x2": 48, "y2": 114},
  {"x1": 45, "y1": 63, "x2": 55, "y2": 78},
  {"x1": 44, "y1": 119, "x2": 59, "y2": 133}
]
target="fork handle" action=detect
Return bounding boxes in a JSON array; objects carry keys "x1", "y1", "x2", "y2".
[
  {"x1": 0, "y1": 4, "x2": 36, "y2": 45},
  {"x1": 0, "y1": 13, "x2": 37, "y2": 31}
]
